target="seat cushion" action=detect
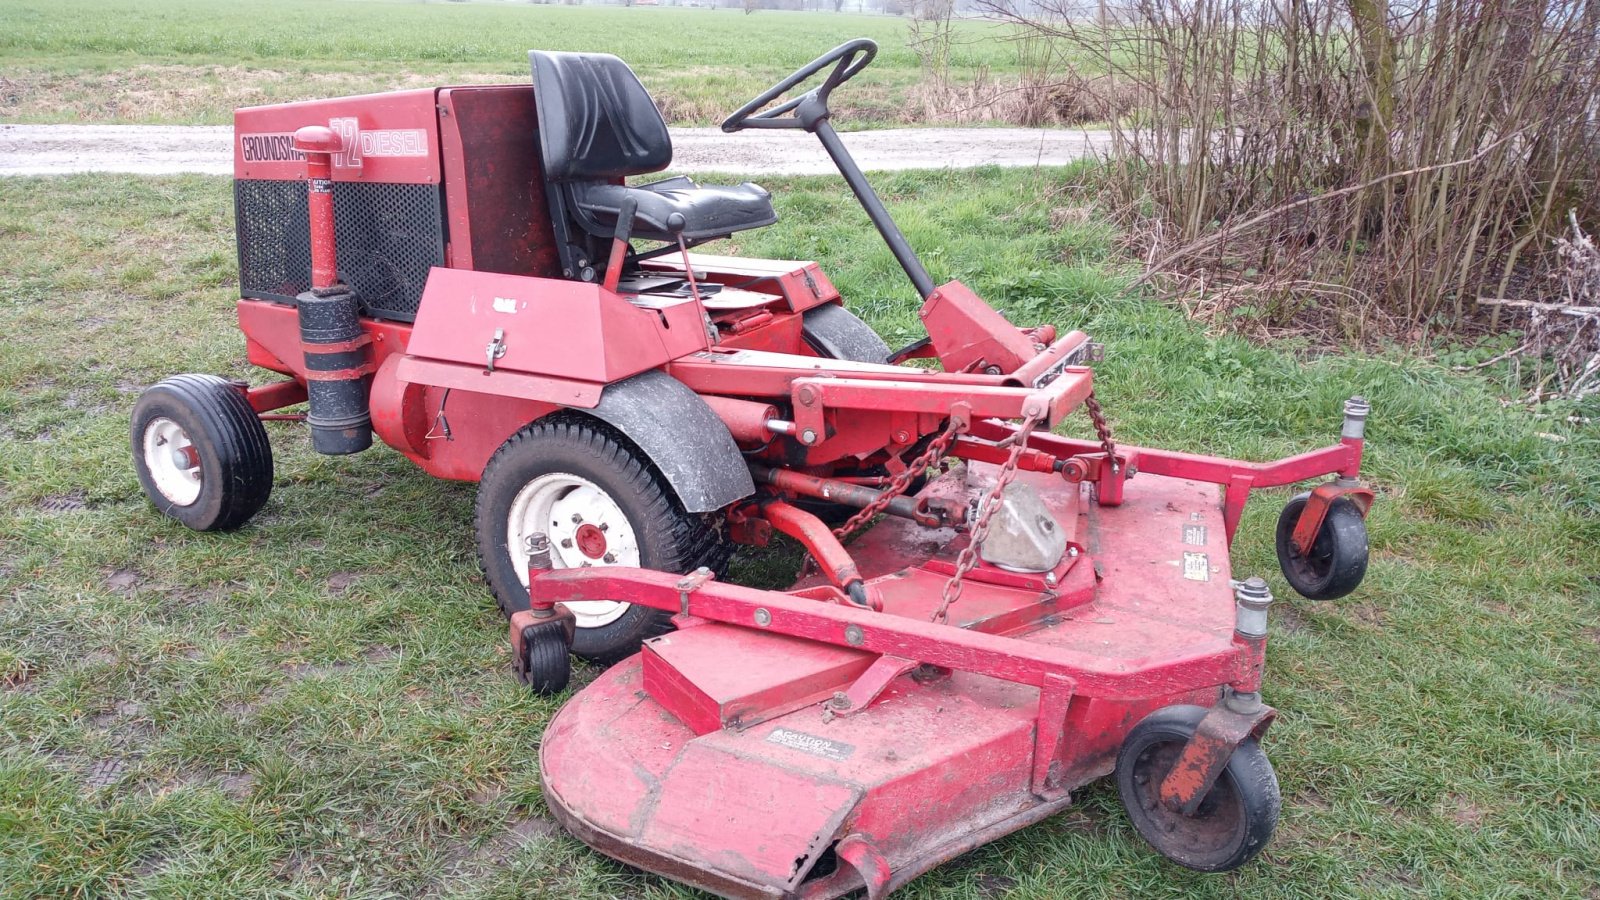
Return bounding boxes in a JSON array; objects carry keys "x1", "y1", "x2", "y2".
[
  {"x1": 530, "y1": 51, "x2": 671, "y2": 182},
  {"x1": 574, "y1": 176, "x2": 778, "y2": 243}
]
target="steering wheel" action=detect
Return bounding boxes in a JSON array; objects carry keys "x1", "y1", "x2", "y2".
[{"x1": 721, "y1": 39, "x2": 878, "y2": 133}]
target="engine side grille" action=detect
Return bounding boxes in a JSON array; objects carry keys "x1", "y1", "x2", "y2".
[{"x1": 234, "y1": 179, "x2": 445, "y2": 322}]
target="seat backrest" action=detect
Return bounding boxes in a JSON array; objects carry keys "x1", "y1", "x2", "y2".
[{"x1": 530, "y1": 51, "x2": 671, "y2": 182}]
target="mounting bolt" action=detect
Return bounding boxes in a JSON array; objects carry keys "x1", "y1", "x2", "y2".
[
  {"x1": 1067, "y1": 546, "x2": 1080, "y2": 557},
  {"x1": 1342, "y1": 396, "x2": 1371, "y2": 440},
  {"x1": 1044, "y1": 572, "x2": 1058, "y2": 586},
  {"x1": 754, "y1": 608, "x2": 772, "y2": 627},
  {"x1": 1233, "y1": 577, "x2": 1274, "y2": 638},
  {"x1": 797, "y1": 386, "x2": 816, "y2": 405},
  {"x1": 828, "y1": 691, "x2": 852, "y2": 711},
  {"x1": 893, "y1": 430, "x2": 910, "y2": 444},
  {"x1": 524, "y1": 533, "x2": 553, "y2": 571},
  {"x1": 801, "y1": 428, "x2": 818, "y2": 445}
]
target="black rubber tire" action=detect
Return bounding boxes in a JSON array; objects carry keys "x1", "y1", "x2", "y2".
[
  {"x1": 130, "y1": 374, "x2": 273, "y2": 532},
  {"x1": 801, "y1": 304, "x2": 892, "y2": 365},
  {"x1": 1275, "y1": 492, "x2": 1369, "y2": 600},
  {"x1": 475, "y1": 413, "x2": 729, "y2": 664},
  {"x1": 1116, "y1": 704, "x2": 1281, "y2": 873},
  {"x1": 516, "y1": 621, "x2": 572, "y2": 695}
]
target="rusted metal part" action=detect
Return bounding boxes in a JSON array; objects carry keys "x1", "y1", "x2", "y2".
[
  {"x1": 1289, "y1": 479, "x2": 1378, "y2": 555},
  {"x1": 292, "y1": 126, "x2": 344, "y2": 292},
  {"x1": 1157, "y1": 695, "x2": 1277, "y2": 816},
  {"x1": 832, "y1": 415, "x2": 964, "y2": 540},
  {"x1": 751, "y1": 465, "x2": 941, "y2": 528},
  {"x1": 835, "y1": 835, "x2": 892, "y2": 900},
  {"x1": 508, "y1": 605, "x2": 576, "y2": 678}
]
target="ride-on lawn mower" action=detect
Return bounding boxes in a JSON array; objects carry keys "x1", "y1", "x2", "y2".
[{"x1": 132, "y1": 38, "x2": 1375, "y2": 898}]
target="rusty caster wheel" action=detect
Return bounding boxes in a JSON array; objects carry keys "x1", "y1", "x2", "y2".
[
  {"x1": 1275, "y1": 492, "x2": 1369, "y2": 600},
  {"x1": 515, "y1": 620, "x2": 572, "y2": 696},
  {"x1": 1116, "y1": 705, "x2": 1281, "y2": 872}
]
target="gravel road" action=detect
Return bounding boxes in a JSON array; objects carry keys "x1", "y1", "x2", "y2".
[{"x1": 0, "y1": 124, "x2": 1112, "y2": 177}]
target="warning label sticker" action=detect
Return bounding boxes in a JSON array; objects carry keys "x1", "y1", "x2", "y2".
[
  {"x1": 1182, "y1": 551, "x2": 1210, "y2": 582},
  {"x1": 766, "y1": 728, "x2": 855, "y2": 761},
  {"x1": 1182, "y1": 523, "x2": 1208, "y2": 546}
]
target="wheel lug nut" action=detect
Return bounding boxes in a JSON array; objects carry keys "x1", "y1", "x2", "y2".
[
  {"x1": 603, "y1": 552, "x2": 617, "y2": 564},
  {"x1": 598, "y1": 522, "x2": 609, "y2": 532},
  {"x1": 571, "y1": 513, "x2": 583, "y2": 524},
  {"x1": 560, "y1": 538, "x2": 573, "y2": 549}
]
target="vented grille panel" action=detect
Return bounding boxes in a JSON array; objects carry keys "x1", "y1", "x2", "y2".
[{"x1": 234, "y1": 179, "x2": 445, "y2": 322}]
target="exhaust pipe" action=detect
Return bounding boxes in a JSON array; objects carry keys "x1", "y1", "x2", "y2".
[{"x1": 293, "y1": 125, "x2": 371, "y2": 455}]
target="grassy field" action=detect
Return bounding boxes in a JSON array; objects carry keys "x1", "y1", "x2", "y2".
[
  {"x1": 0, "y1": 0, "x2": 1036, "y2": 127},
  {"x1": 1, "y1": 167, "x2": 1599, "y2": 898}
]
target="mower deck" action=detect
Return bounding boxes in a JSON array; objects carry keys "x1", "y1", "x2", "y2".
[{"x1": 540, "y1": 467, "x2": 1237, "y2": 899}]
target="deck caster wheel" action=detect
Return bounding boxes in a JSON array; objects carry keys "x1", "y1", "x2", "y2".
[
  {"x1": 475, "y1": 414, "x2": 728, "y2": 665},
  {"x1": 131, "y1": 374, "x2": 273, "y2": 532},
  {"x1": 800, "y1": 303, "x2": 892, "y2": 365},
  {"x1": 1275, "y1": 492, "x2": 1368, "y2": 600},
  {"x1": 515, "y1": 620, "x2": 572, "y2": 695},
  {"x1": 1116, "y1": 704, "x2": 1280, "y2": 872}
]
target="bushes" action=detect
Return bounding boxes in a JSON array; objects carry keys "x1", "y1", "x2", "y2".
[{"x1": 983, "y1": 0, "x2": 1600, "y2": 347}]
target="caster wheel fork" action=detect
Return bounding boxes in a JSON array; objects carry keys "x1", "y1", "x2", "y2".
[{"x1": 1116, "y1": 703, "x2": 1282, "y2": 872}]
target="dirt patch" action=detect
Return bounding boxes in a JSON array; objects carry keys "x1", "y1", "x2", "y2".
[
  {"x1": 106, "y1": 569, "x2": 142, "y2": 592},
  {"x1": 326, "y1": 572, "x2": 362, "y2": 595},
  {"x1": 1, "y1": 123, "x2": 1112, "y2": 177},
  {"x1": 84, "y1": 757, "x2": 127, "y2": 791}
]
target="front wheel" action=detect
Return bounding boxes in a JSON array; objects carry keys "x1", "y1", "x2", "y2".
[
  {"x1": 474, "y1": 415, "x2": 727, "y2": 664},
  {"x1": 1116, "y1": 704, "x2": 1281, "y2": 872},
  {"x1": 130, "y1": 374, "x2": 273, "y2": 532},
  {"x1": 1275, "y1": 492, "x2": 1369, "y2": 600}
]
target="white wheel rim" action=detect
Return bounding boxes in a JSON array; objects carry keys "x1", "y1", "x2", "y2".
[
  {"x1": 141, "y1": 417, "x2": 203, "y2": 506},
  {"x1": 507, "y1": 473, "x2": 641, "y2": 629}
]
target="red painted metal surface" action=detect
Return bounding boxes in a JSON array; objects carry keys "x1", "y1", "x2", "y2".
[
  {"x1": 538, "y1": 468, "x2": 1258, "y2": 898},
  {"x1": 436, "y1": 86, "x2": 563, "y2": 278},
  {"x1": 292, "y1": 126, "x2": 343, "y2": 290},
  {"x1": 643, "y1": 253, "x2": 840, "y2": 313},
  {"x1": 235, "y1": 89, "x2": 441, "y2": 183},
  {"x1": 918, "y1": 281, "x2": 1038, "y2": 375}
]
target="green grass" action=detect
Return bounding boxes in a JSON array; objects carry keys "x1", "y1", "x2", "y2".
[
  {"x1": 2, "y1": 168, "x2": 1598, "y2": 897},
  {"x1": 0, "y1": 0, "x2": 1041, "y2": 126}
]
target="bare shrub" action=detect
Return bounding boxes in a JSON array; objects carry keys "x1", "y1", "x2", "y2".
[{"x1": 982, "y1": 0, "x2": 1600, "y2": 349}]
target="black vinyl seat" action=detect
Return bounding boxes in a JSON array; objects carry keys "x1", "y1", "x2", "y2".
[{"x1": 529, "y1": 51, "x2": 777, "y2": 276}]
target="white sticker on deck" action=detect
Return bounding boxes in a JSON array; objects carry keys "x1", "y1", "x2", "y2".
[
  {"x1": 1182, "y1": 551, "x2": 1210, "y2": 581},
  {"x1": 1183, "y1": 524, "x2": 1208, "y2": 546},
  {"x1": 767, "y1": 728, "x2": 855, "y2": 761}
]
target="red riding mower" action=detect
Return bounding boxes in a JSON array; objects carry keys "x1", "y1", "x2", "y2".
[{"x1": 132, "y1": 39, "x2": 1375, "y2": 899}]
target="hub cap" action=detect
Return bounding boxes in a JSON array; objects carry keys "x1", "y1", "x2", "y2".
[
  {"x1": 507, "y1": 473, "x2": 640, "y2": 629},
  {"x1": 141, "y1": 417, "x2": 202, "y2": 506}
]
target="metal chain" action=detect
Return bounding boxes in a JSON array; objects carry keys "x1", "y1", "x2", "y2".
[
  {"x1": 1083, "y1": 391, "x2": 1117, "y2": 462},
  {"x1": 833, "y1": 418, "x2": 964, "y2": 541},
  {"x1": 931, "y1": 410, "x2": 1042, "y2": 624}
]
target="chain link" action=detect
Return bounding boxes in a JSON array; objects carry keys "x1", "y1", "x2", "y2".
[
  {"x1": 833, "y1": 418, "x2": 963, "y2": 541},
  {"x1": 1083, "y1": 391, "x2": 1117, "y2": 463},
  {"x1": 930, "y1": 410, "x2": 1042, "y2": 624}
]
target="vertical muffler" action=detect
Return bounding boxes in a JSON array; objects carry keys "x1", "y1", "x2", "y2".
[{"x1": 293, "y1": 125, "x2": 372, "y2": 455}]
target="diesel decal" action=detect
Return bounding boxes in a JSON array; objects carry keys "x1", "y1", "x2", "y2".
[{"x1": 239, "y1": 123, "x2": 428, "y2": 168}]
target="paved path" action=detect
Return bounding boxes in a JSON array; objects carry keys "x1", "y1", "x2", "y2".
[{"x1": 0, "y1": 124, "x2": 1112, "y2": 176}]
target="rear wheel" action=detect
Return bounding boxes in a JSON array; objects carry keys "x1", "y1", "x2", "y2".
[
  {"x1": 475, "y1": 415, "x2": 727, "y2": 664},
  {"x1": 798, "y1": 305, "x2": 908, "y2": 523},
  {"x1": 130, "y1": 375, "x2": 273, "y2": 532},
  {"x1": 1116, "y1": 705, "x2": 1280, "y2": 872}
]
